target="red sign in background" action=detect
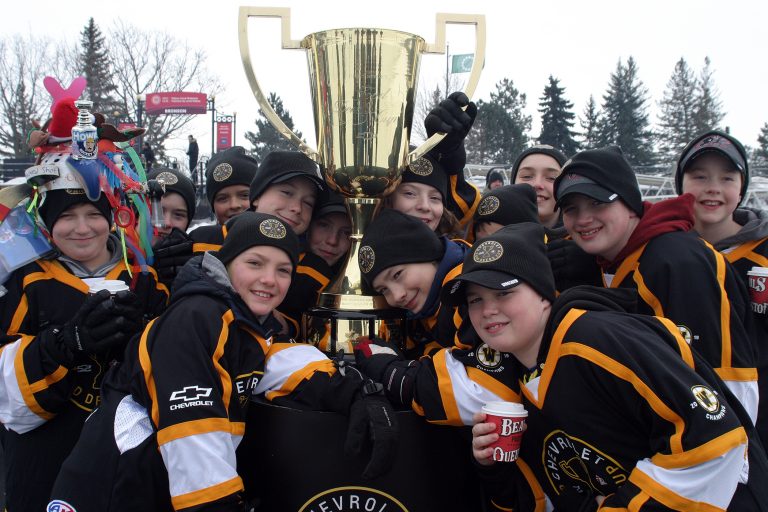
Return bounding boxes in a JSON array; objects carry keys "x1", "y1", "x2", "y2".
[
  {"x1": 145, "y1": 92, "x2": 207, "y2": 115},
  {"x1": 217, "y1": 122, "x2": 233, "y2": 151}
]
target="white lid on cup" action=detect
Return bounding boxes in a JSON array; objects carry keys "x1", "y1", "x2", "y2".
[
  {"x1": 748, "y1": 266, "x2": 768, "y2": 277},
  {"x1": 482, "y1": 401, "x2": 527, "y2": 417},
  {"x1": 89, "y1": 279, "x2": 129, "y2": 294}
]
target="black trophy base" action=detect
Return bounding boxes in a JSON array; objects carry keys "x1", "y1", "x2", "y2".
[{"x1": 238, "y1": 398, "x2": 484, "y2": 511}]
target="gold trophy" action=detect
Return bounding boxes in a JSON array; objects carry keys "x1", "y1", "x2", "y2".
[{"x1": 239, "y1": 8, "x2": 484, "y2": 355}]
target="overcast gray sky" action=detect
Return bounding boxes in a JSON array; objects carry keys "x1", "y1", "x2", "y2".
[{"x1": 4, "y1": 0, "x2": 767, "y2": 165}]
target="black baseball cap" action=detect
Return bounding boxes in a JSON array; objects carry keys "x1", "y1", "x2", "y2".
[
  {"x1": 442, "y1": 222, "x2": 555, "y2": 306},
  {"x1": 555, "y1": 174, "x2": 620, "y2": 207}
]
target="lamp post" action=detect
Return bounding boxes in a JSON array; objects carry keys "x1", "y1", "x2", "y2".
[
  {"x1": 135, "y1": 94, "x2": 145, "y2": 151},
  {"x1": 233, "y1": 111, "x2": 237, "y2": 146},
  {"x1": 208, "y1": 95, "x2": 216, "y2": 156}
]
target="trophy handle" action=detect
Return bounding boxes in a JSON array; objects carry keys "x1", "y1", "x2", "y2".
[
  {"x1": 408, "y1": 13, "x2": 486, "y2": 163},
  {"x1": 238, "y1": 7, "x2": 320, "y2": 162}
]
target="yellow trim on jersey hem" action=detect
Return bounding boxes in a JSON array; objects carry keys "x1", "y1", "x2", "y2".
[
  {"x1": 629, "y1": 467, "x2": 726, "y2": 512},
  {"x1": 171, "y1": 475, "x2": 244, "y2": 510},
  {"x1": 715, "y1": 367, "x2": 758, "y2": 381},
  {"x1": 651, "y1": 427, "x2": 746, "y2": 469},
  {"x1": 157, "y1": 418, "x2": 245, "y2": 445}
]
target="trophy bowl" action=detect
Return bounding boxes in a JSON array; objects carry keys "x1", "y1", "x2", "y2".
[{"x1": 239, "y1": 7, "x2": 485, "y2": 355}]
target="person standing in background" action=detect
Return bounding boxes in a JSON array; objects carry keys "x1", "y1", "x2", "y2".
[
  {"x1": 141, "y1": 141, "x2": 155, "y2": 171},
  {"x1": 186, "y1": 134, "x2": 199, "y2": 172}
]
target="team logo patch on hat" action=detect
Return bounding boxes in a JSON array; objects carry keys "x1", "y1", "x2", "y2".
[
  {"x1": 212, "y1": 163, "x2": 233, "y2": 182},
  {"x1": 359, "y1": 245, "x2": 375, "y2": 274},
  {"x1": 156, "y1": 171, "x2": 178, "y2": 185},
  {"x1": 478, "y1": 195, "x2": 500, "y2": 216},
  {"x1": 409, "y1": 158, "x2": 433, "y2": 176},
  {"x1": 473, "y1": 240, "x2": 504, "y2": 263},
  {"x1": 259, "y1": 218, "x2": 287, "y2": 239},
  {"x1": 691, "y1": 385, "x2": 720, "y2": 414}
]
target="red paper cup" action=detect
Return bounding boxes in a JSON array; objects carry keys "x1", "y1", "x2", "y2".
[
  {"x1": 748, "y1": 267, "x2": 768, "y2": 314},
  {"x1": 481, "y1": 401, "x2": 527, "y2": 462}
]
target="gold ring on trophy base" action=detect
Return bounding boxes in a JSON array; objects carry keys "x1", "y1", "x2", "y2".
[{"x1": 317, "y1": 292, "x2": 389, "y2": 310}]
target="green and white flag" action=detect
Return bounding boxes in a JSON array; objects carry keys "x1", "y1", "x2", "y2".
[{"x1": 451, "y1": 54, "x2": 474, "y2": 74}]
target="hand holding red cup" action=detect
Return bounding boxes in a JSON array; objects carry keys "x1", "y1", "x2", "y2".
[{"x1": 481, "y1": 401, "x2": 527, "y2": 462}]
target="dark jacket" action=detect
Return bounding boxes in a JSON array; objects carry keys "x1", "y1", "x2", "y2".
[
  {"x1": 0, "y1": 239, "x2": 167, "y2": 512},
  {"x1": 50, "y1": 253, "x2": 365, "y2": 512}
]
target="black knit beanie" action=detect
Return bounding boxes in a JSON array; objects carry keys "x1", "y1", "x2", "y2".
[
  {"x1": 510, "y1": 144, "x2": 567, "y2": 183},
  {"x1": 216, "y1": 211, "x2": 299, "y2": 269},
  {"x1": 485, "y1": 168, "x2": 505, "y2": 189},
  {"x1": 39, "y1": 189, "x2": 113, "y2": 231},
  {"x1": 148, "y1": 168, "x2": 197, "y2": 222},
  {"x1": 400, "y1": 153, "x2": 448, "y2": 204},
  {"x1": 205, "y1": 146, "x2": 259, "y2": 205},
  {"x1": 473, "y1": 184, "x2": 539, "y2": 237},
  {"x1": 675, "y1": 130, "x2": 749, "y2": 203},
  {"x1": 314, "y1": 189, "x2": 348, "y2": 219},
  {"x1": 359, "y1": 208, "x2": 444, "y2": 286},
  {"x1": 553, "y1": 146, "x2": 643, "y2": 217},
  {"x1": 442, "y1": 222, "x2": 556, "y2": 306},
  {"x1": 248, "y1": 150, "x2": 324, "y2": 205}
]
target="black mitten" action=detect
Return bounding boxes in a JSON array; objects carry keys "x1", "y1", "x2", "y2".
[
  {"x1": 152, "y1": 228, "x2": 195, "y2": 287},
  {"x1": 424, "y1": 91, "x2": 478, "y2": 173},
  {"x1": 547, "y1": 238, "x2": 603, "y2": 290},
  {"x1": 344, "y1": 380, "x2": 400, "y2": 480},
  {"x1": 52, "y1": 290, "x2": 143, "y2": 359}
]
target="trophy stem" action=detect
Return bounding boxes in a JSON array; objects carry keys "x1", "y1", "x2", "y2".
[{"x1": 317, "y1": 197, "x2": 388, "y2": 310}]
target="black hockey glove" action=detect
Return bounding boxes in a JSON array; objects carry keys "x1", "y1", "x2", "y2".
[
  {"x1": 345, "y1": 379, "x2": 400, "y2": 480},
  {"x1": 353, "y1": 337, "x2": 403, "y2": 382},
  {"x1": 424, "y1": 92, "x2": 478, "y2": 172},
  {"x1": 47, "y1": 290, "x2": 143, "y2": 364},
  {"x1": 152, "y1": 227, "x2": 195, "y2": 288},
  {"x1": 546, "y1": 238, "x2": 603, "y2": 291},
  {"x1": 353, "y1": 337, "x2": 417, "y2": 406}
]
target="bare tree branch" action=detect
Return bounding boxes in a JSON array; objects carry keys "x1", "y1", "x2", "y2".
[
  {"x1": 0, "y1": 34, "x2": 68, "y2": 157},
  {"x1": 107, "y1": 20, "x2": 222, "y2": 164}
]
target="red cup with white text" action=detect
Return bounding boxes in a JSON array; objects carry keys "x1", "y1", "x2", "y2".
[
  {"x1": 748, "y1": 267, "x2": 768, "y2": 314},
  {"x1": 481, "y1": 401, "x2": 527, "y2": 462}
]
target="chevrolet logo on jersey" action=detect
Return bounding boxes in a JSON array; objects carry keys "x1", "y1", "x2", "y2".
[
  {"x1": 543, "y1": 430, "x2": 627, "y2": 497},
  {"x1": 169, "y1": 386, "x2": 215, "y2": 410},
  {"x1": 170, "y1": 385, "x2": 212, "y2": 402}
]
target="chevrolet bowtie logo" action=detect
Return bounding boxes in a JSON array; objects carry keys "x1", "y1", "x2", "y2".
[{"x1": 170, "y1": 385, "x2": 213, "y2": 402}]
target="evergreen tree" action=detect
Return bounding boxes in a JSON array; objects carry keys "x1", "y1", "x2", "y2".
[
  {"x1": 693, "y1": 56, "x2": 725, "y2": 134},
  {"x1": 245, "y1": 92, "x2": 303, "y2": 162},
  {"x1": 489, "y1": 77, "x2": 532, "y2": 152},
  {"x1": 656, "y1": 57, "x2": 699, "y2": 162},
  {"x1": 596, "y1": 57, "x2": 655, "y2": 165},
  {"x1": 79, "y1": 18, "x2": 118, "y2": 114},
  {"x1": 579, "y1": 95, "x2": 601, "y2": 150},
  {"x1": 537, "y1": 75, "x2": 579, "y2": 155},
  {"x1": 754, "y1": 122, "x2": 768, "y2": 166}
]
